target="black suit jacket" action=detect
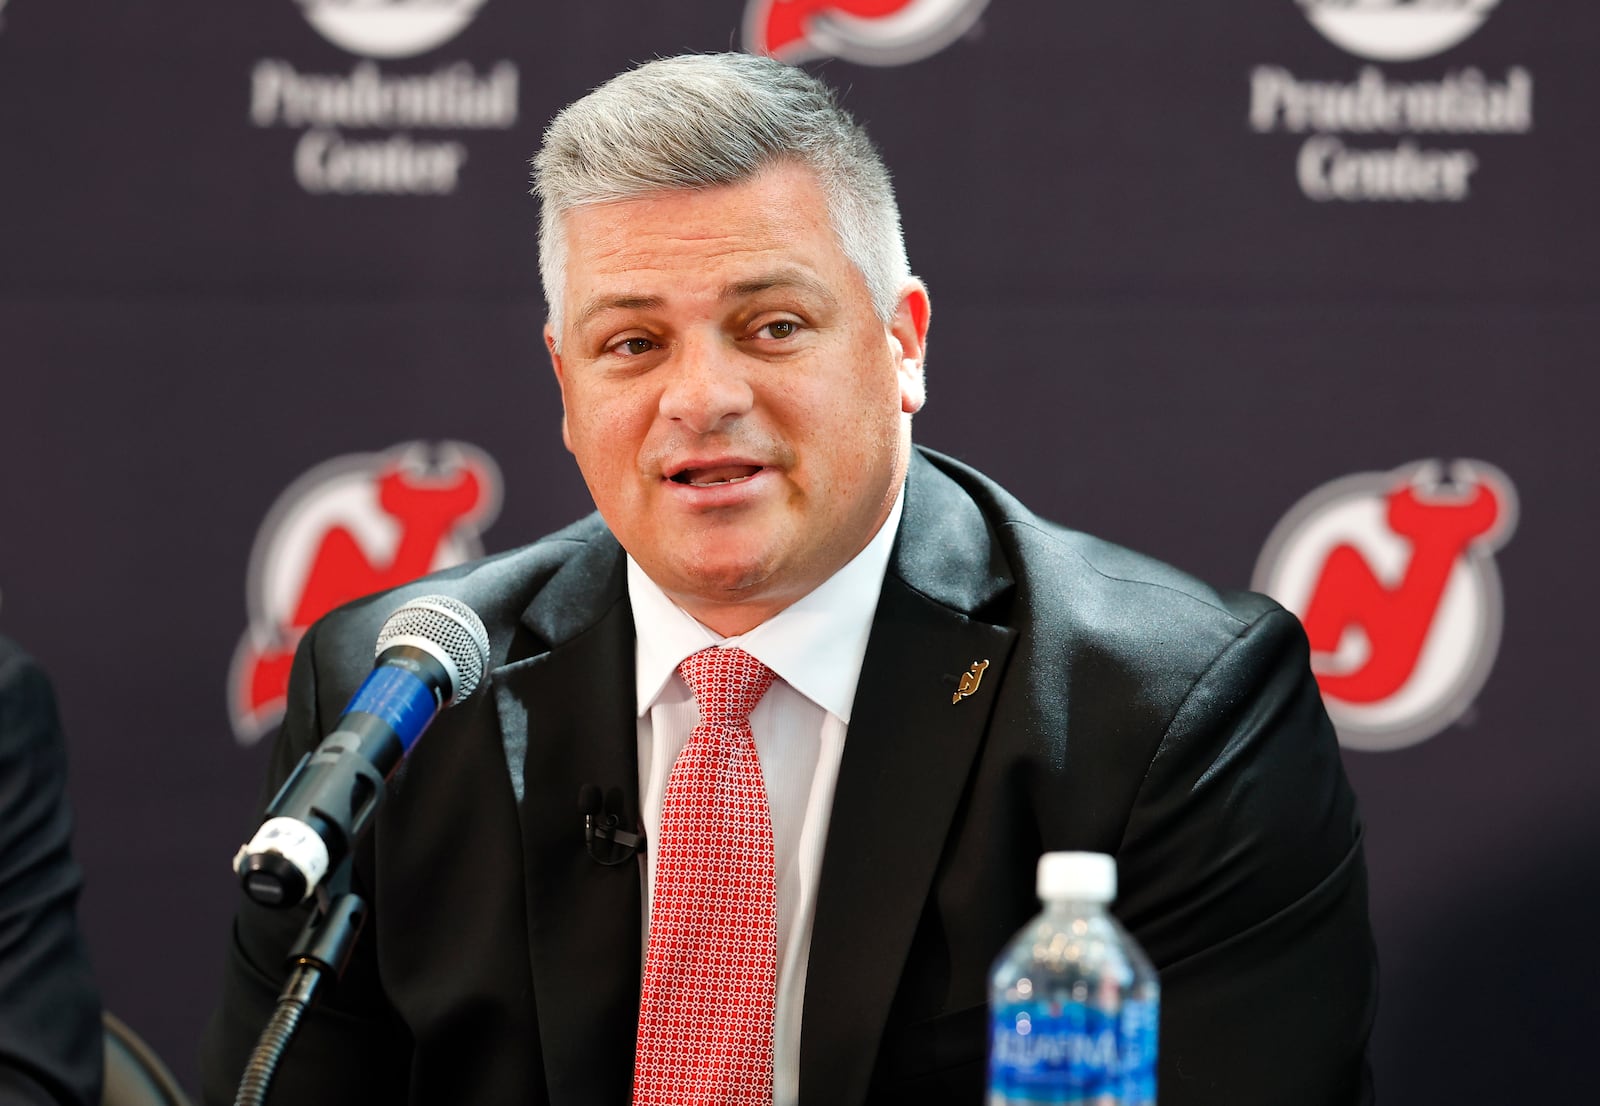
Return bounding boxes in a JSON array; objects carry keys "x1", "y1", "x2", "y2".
[
  {"x1": 0, "y1": 637, "x2": 103, "y2": 1106},
  {"x1": 202, "y1": 449, "x2": 1376, "y2": 1105}
]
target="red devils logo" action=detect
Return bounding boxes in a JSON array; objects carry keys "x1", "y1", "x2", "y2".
[
  {"x1": 744, "y1": 0, "x2": 989, "y2": 66},
  {"x1": 1253, "y1": 460, "x2": 1517, "y2": 750},
  {"x1": 228, "y1": 441, "x2": 502, "y2": 744}
]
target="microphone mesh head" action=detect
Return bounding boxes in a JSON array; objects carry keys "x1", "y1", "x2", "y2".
[{"x1": 375, "y1": 595, "x2": 491, "y2": 701}]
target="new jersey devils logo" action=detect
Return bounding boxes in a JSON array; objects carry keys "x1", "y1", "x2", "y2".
[
  {"x1": 1296, "y1": 0, "x2": 1501, "y2": 63},
  {"x1": 744, "y1": 0, "x2": 989, "y2": 66},
  {"x1": 295, "y1": 0, "x2": 490, "y2": 60},
  {"x1": 229, "y1": 441, "x2": 502, "y2": 744},
  {"x1": 1253, "y1": 460, "x2": 1516, "y2": 750}
]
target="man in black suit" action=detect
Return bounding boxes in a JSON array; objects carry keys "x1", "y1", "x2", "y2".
[
  {"x1": 203, "y1": 53, "x2": 1375, "y2": 1105},
  {"x1": 0, "y1": 635, "x2": 102, "y2": 1106}
]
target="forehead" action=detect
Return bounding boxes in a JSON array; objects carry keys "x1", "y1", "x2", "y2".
[{"x1": 559, "y1": 163, "x2": 846, "y2": 290}]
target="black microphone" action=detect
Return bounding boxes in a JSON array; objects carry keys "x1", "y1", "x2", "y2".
[
  {"x1": 580, "y1": 784, "x2": 645, "y2": 865},
  {"x1": 579, "y1": 784, "x2": 603, "y2": 846},
  {"x1": 234, "y1": 594, "x2": 490, "y2": 907}
]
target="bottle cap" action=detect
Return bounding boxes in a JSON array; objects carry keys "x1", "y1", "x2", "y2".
[{"x1": 1037, "y1": 851, "x2": 1116, "y2": 903}]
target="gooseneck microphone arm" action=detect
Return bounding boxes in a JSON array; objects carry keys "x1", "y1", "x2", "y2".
[{"x1": 233, "y1": 868, "x2": 367, "y2": 1106}]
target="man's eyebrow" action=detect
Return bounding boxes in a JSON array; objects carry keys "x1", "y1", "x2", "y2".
[
  {"x1": 575, "y1": 294, "x2": 665, "y2": 330},
  {"x1": 573, "y1": 271, "x2": 836, "y2": 330},
  {"x1": 720, "y1": 270, "x2": 837, "y2": 306}
]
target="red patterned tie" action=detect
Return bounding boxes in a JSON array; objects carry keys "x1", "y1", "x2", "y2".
[{"x1": 633, "y1": 647, "x2": 779, "y2": 1106}]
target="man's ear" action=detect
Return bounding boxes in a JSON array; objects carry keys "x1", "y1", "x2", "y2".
[
  {"x1": 890, "y1": 281, "x2": 931, "y2": 415},
  {"x1": 545, "y1": 323, "x2": 573, "y2": 453}
]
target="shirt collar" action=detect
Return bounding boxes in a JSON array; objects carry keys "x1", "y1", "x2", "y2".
[{"x1": 628, "y1": 486, "x2": 904, "y2": 723}]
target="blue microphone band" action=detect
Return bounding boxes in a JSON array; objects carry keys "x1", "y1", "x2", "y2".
[{"x1": 341, "y1": 665, "x2": 439, "y2": 755}]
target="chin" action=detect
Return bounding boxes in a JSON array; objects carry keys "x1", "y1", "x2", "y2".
[{"x1": 680, "y1": 560, "x2": 776, "y2": 599}]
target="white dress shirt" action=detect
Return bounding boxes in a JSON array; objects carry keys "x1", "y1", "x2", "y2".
[{"x1": 627, "y1": 489, "x2": 904, "y2": 1106}]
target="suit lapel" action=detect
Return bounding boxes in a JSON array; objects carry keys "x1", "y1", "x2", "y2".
[
  {"x1": 801, "y1": 454, "x2": 1018, "y2": 1104},
  {"x1": 492, "y1": 535, "x2": 641, "y2": 1106}
]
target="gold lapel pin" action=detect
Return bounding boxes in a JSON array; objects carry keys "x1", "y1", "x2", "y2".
[{"x1": 952, "y1": 659, "x2": 990, "y2": 705}]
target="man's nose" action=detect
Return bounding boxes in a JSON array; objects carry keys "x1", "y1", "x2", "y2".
[{"x1": 656, "y1": 336, "x2": 754, "y2": 433}]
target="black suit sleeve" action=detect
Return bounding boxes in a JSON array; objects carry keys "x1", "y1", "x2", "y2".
[
  {"x1": 199, "y1": 623, "x2": 411, "y2": 1106},
  {"x1": 1114, "y1": 607, "x2": 1377, "y2": 1106},
  {"x1": 0, "y1": 640, "x2": 103, "y2": 1106}
]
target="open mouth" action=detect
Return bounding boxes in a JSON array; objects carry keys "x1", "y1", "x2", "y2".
[{"x1": 669, "y1": 464, "x2": 764, "y2": 487}]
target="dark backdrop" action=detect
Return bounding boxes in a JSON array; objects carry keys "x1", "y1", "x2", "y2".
[{"x1": 1, "y1": 2, "x2": 1592, "y2": 1101}]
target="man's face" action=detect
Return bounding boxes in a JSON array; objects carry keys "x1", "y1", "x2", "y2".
[{"x1": 546, "y1": 162, "x2": 929, "y2": 636}]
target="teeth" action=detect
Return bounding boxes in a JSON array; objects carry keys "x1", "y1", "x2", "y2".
[{"x1": 672, "y1": 464, "x2": 762, "y2": 486}]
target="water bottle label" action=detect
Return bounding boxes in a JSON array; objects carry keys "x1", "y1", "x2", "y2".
[
  {"x1": 988, "y1": 1000, "x2": 1158, "y2": 1104},
  {"x1": 1117, "y1": 999, "x2": 1158, "y2": 1104}
]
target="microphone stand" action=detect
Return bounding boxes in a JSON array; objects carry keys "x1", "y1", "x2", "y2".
[{"x1": 233, "y1": 862, "x2": 367, "y2": 1106}]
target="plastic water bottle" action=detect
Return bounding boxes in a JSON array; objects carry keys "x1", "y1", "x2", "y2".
[{"x1": 988, "y1": 852, "x2": 1159, "y2": 1105}]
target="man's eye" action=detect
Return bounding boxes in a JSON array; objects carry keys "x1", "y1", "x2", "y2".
[
  {"x1": 759, "y1": 320, "x2": 799, "y2": 340},
  {"x1": 611, "y1": 337, "x2": 656, "y2": 356}
]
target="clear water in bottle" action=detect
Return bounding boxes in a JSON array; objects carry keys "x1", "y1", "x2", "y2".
[{"x1": 988, "y1": 852, "x2": 1159, "y2": 1105}]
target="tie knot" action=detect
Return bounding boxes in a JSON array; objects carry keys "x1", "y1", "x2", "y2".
[{"x1": 678, "y1": 647, "x2": 777, "y2": 727}]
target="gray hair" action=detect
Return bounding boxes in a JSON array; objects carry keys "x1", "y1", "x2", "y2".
[{"x1": 532, "y1": 53, "x2": 912, "y2": 343}]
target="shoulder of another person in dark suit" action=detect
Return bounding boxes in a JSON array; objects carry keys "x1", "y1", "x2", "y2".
[{"x1": 0, "y1": 635, "x2": 106, "y2": 1106}]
